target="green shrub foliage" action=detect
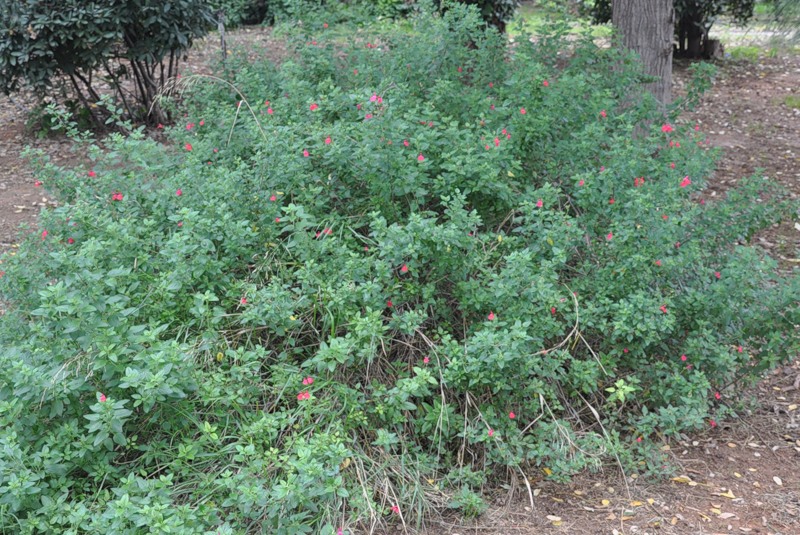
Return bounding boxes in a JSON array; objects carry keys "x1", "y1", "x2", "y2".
[
  {"x1": 0, "y1": 5, "x2": 797, "y2": 533},
  {"x1": 0, "y1": 0, "x2": 213, "y2": 125}
]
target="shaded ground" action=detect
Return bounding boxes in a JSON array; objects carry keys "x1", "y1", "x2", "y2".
[{"x1": 0, "y1": 25, "x2": 798, "y2": 535}]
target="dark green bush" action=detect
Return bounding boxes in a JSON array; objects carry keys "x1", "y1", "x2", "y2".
[
  {"x1": 436, "y1": 0, "x2": 521, "y2": 31},
  {"x1": 0, "y1": 0, "x2": 214, "y2": 125},
  {"x1": 1, "y1": 4, "x2": 797, "y2": 533}
]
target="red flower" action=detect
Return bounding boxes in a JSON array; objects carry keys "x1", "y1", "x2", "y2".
[
  {"x1": 99, "y1": 393, "x2": 107, "y2": 403},
  {"x1": 737, "y1": 345, "x2": 743, "y2": 353},
  {"x1": 551, "y1": 307, "x2": 556, "y2": 315},
  {"x1": 303, "y1": 149, "x2": 310, "y2": 157},
  {"x1": 670, "y1": 162, "x2": 675, "y2": 169},
  {"x1": 240, "y1": 297, "x2": 247, "y2": 305},
  {"x1": 542, "y1": 80, "x2": 549, "y2": 87},
  {"x1": 660, "y1": 304, "x2": 668, "y2": 314},
  {"x1": 67, "y1": 237, "x2": 75, "y2": 244},
  {"x1": 714, "y1": 271, "x2": 721, "y2": 279},
  {"x1": 310, "y1": 103, "x2": 319, "y2": 111},
  {"x1": 391, "y1": 505, "x2": 400, "y2": 515},
  {"x1": 177, "y1": 221, "x2": 183, "y2": 227},
  {"x1": 715, "y1": 391, "x2": 721, "y2": 400},
  {"x1": 488, "y1": 428, "x2": 494, "y2": 437},
  {"x1": 536, "y1": 198, "x2": 543, "y2": 208},
  {"x1": 185, "y1": 143, "x2": 193, "y2": 152},
  {"x1": 606, "y1": 232, "x2": 613, "y2": 241},
  {"x1": 269, "y1": 195, "x2": 277, "y2": 202},
  {"x1": 199, "y1": 120, "x2": 204, "y2": 126},
  {"x1": 680, "y1": 176, "x2": 692, "y2": 188},
  {"x1": 353, "y1": 69, "x2": 358, "y2": 75},
  {"x1": 489, "y1": 82, "x2": 494, "y2": 88},
  {"x1": 176, "y1": 188, "x2": 182, "y2": 196},
  {"x1": 600, "y1": 110, "x2": 607, "y2": 118},
  {"x1": 636, "y1": 436, "x2": 642, "y2": 443},
  {"x1": 623, "y1": 348, "x2": 629, "y2": 353},
  {"x1": 34, "y1": 180, "x2": 42, "y2": 187},
  {"x1": 325, "y1": 136, "x2": 331, "y2": 145},
  {"x1": 186, "y1": 122, "x2": 194, "y2": 131},
  {"x1": 710, "y1": 419, "x2": 717, "y2": 428},
  {"x1": 578, "y1": 179, "x2": 584, "y2": 186},
  {"x1": 423, "y1": 356, "x2": 430, "y2": 364},
  {"x1": 302, "y1": 376, "x2": 314, "y2": 386},
  {"x1": 519, "y1": 107, "x2": 526, "y2": 115},
  {"x1": 323, "y1": 22, "x2": 328, "y2": 28},
  {"x1": 88, "y1": 170, "x2": 97, "y2": 178},
  {"x1": 387, "y1": 300, "x2": 393, "y2": 308},
  {"x1": 403, "y1": 139, "x2": 409, "y2": 147},
  {"x1": 662, "y1": 214, "x2": 669, "y2": 220},
  {"x1": 609, "y1": 198, "x2": 615, "y2": 205},
  {"x1": 111, "y1": 192, "x2": 123, "y2": 201},
  {"x1": 417, "y1": 153, "x2": 425, "y2": 162},
  {"x1": 275, "y1": 217, "x2": 281, "y2": 223},
  {"x1": 400, "y1": 264, "x2": 408, "y2": 274},
  {"x1": 157, "y1": 123, "x2": 164, "y2": 129},
  {"x1": 457, "y1": 66, "x2": 462, "y2": 73},
  {"x1": 267, "y1": 107, "x2": 274, "y2": 115},
  {"x1": 487, "y1": 311, "x2": 495, "y2": 321},
  {"x1": 695, "y1": 124, "x2": 700, "y2": 131},
  {"x1": 661, "y1": 123, "x2": 673, "y2": 133},
  {"x1": 655, "y1": 259, "x2": 662, "y2": 266},
  {"x1": 509, "y1": 411, "x2": 516, "y2": 419},
  {"x1": 680, "y1": 354, "x2": 687, "y2": 362},
  {"x1": 297, "y1": 391, "x2": 310, "y2": 401},
  {"x1": 494, "y1": 137, "x2": 500, "y2": 147}
]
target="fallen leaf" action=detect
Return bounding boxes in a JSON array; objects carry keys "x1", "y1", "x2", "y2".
[
  {"x1": 773, "y1": 476, "x2": 783, "y2": 486},
  {"x1": 573, "y1": 490, "x2": 584, "y2": 496},
  {"x1": 715, "y1": 490, "x2": 736, "y2": 499},
  {"x1": 719, "y1": 512, "x2": 736, "y2": 519},
  {"x1": 546, "y1": 515, "x2": 562, "y2": 522},
  {"x1": 670, "y1": 517, "x2": 678, "y2": 525},
  {"x1": 728, "y1": 442, "x2": 738, "y2": 448},
  {"x1": 789, "y1": 404, "x2": 798, "y2": 411},
  {"x1": 630, "y1": 501, "x2": 643, "y2": 506},
  {"x1": 734, "y1": 472, "x2": 742, "y2": 478},
  {"x1": 671, "y1": 475, "x2": 694, "y2": 484},
  {"x1": 710, "y1": 508, "x2": 722, "y2": 515},
  {"x1": 601, "y1": 499, "x2": 610, "y2": 507},
  {"x1": 542, "y1": 467, "x2": 552, "y2": 476},
  {"x1": 533, "y1": 488, "x2": 541, "y2": 496},
  {"x1": 647, "y1": 498, "x2": 655, "y2": 505}
]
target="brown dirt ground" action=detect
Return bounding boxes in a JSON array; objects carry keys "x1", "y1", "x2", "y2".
[{"x1": 0, "y1": 27, "x2": 798, "y2": 535}]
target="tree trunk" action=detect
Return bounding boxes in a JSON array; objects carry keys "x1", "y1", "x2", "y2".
[{"x1": 612, "y1": 0, "x2": 674, "y2": 108}]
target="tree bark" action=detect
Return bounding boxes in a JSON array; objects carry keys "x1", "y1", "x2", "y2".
[{"x1": 612, "y1": 0, "x2": 674, "y2": 108}]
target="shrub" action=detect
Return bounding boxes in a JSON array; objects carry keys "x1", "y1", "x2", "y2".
[
  {"x1": 435, "y1": 0, "x2": 522, "y2": 31},
  {"x1": 1, "y1": 4, "x2": 797, "y2": 533},
  {"x1": 0, "y1": 0, "x2": 214, "y2": 126}
]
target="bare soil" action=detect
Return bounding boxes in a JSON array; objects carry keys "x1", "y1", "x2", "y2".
[{"x1": 0, "y1": 27, "x2": 798, "y2": 535}]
